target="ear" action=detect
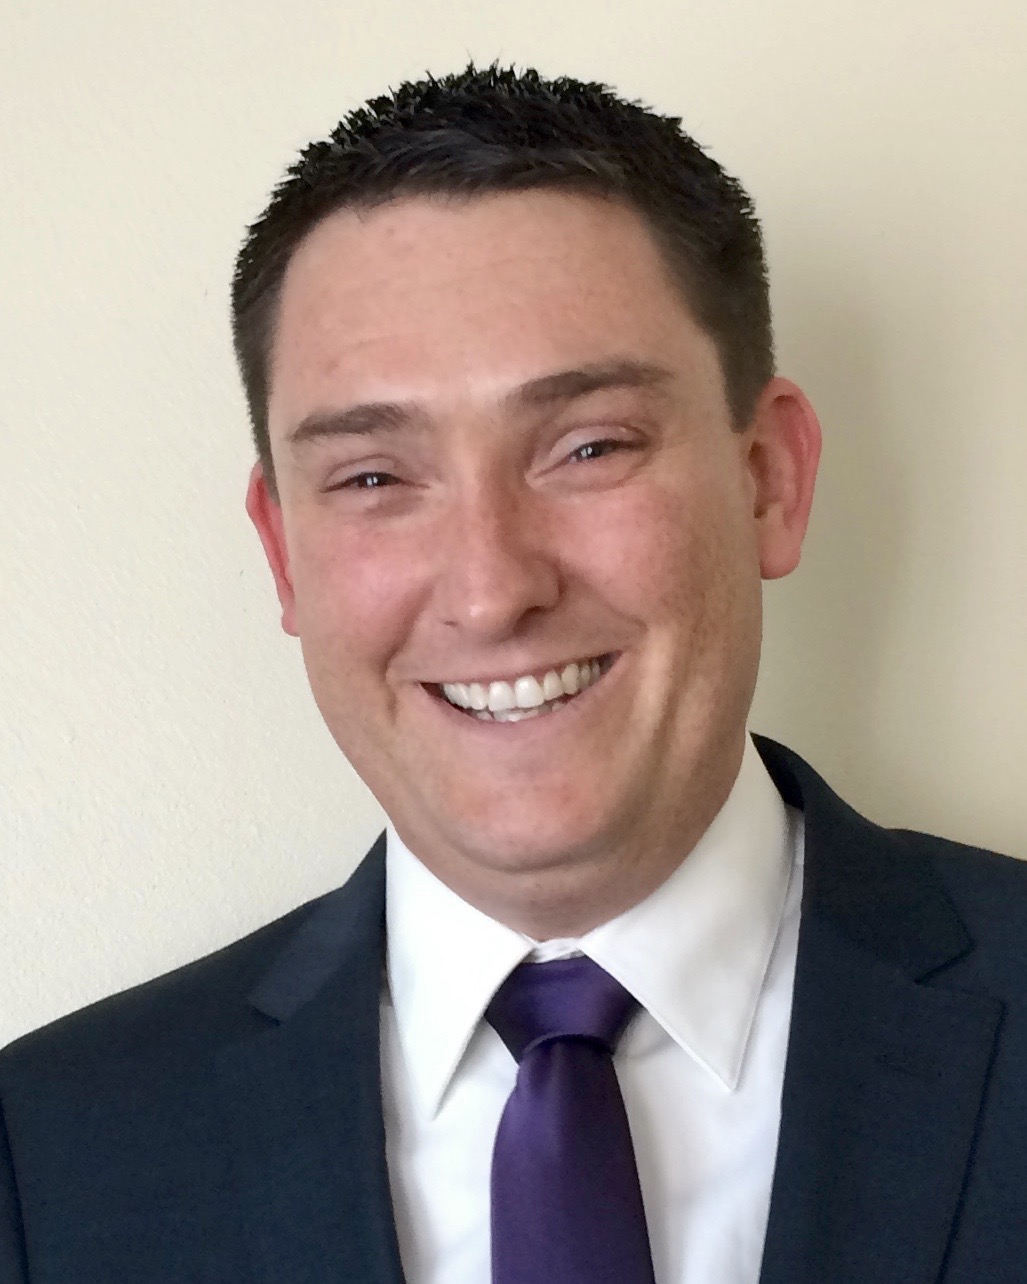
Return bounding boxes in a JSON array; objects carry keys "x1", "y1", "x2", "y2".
[
  {"x1": 245, "y1": 462, "x2": 299, "y2": 636},
  {"x1": 744, "y1": 377, "x2": 822, "y2": 581}
]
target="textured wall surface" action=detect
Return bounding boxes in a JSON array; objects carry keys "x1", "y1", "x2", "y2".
[{"x1": 3, "y1": 0, "x2": 1025, "y2": 1045}]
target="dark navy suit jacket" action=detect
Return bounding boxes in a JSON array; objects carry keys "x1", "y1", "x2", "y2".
[{"x1": 2, "y1": 738, "x2": 1026, "y2": 1282}]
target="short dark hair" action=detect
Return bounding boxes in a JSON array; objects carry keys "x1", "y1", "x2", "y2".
[{"x1": 232, "y1": 63, "x2": 774, "y2": 486}]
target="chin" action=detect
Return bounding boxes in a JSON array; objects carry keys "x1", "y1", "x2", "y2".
[
  {"x1": 402, "y1": 747, "x2": 649, "y2": 873},
  {"x1": 442, "y1": 803, "x2": 617, "y2": 877}
]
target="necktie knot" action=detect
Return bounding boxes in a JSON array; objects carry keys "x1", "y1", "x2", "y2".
[{"x1": 486, "y1": 955, "x2": 638, "y2": 1062}]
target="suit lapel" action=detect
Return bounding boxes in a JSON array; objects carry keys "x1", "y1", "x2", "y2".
[
  {"x1": 207, "y1": 739, "x2": 1002, "y2": 1283},
  {"x1": 755, "y1": 739, "x2": 1002, "y2": 1284},
  {"x1": 215, "y1": 838, "x2": 406, "y2": 1284}
]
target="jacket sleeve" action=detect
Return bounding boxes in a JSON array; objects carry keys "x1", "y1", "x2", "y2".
[{"x1": 0, "y1": 1098, "x2": 29, "y2": 1283}]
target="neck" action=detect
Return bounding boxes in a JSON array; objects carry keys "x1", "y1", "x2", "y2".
[{"x1": 396, "y1": 736, "x2": 747, "y2": 939}]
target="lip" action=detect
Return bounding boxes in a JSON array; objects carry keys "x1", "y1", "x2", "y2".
[{"x1": 422, "y1": 652, "x2": 622, "y2": 730}]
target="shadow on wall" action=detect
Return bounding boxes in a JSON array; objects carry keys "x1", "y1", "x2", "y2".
[{"x1": 754, "y1": 270, "x2": 924, "y2": 811}]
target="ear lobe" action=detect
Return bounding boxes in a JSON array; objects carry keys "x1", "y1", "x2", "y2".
[
  {"x1": 747, "y1": 378, "x2": 822, "y2": 581},
  {"x1": 245, "y1": 463, "x2": 299, "y2": 636}
]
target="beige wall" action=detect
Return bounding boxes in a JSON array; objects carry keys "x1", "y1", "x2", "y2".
[{"x1": 3, "y1": 0, "x2": 1025, "y2": 1045}]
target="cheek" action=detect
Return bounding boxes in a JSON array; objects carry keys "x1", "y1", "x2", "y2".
[
  {"x1": 570, "y1": 481, "x2": 724, "y2": 619},
  {"x1": 286, "y1": 517, "x2": 425, "y2": 666}
]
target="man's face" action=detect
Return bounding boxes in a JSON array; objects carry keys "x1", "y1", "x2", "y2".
[{"x1": 249, "y1": 191, "x2": 816, "y2": 928}]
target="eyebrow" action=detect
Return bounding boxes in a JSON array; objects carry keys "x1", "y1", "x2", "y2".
[
  {"x1": 285, "y1": 357, "x2": 675, "y2": 449},
  {"x1": 509, "y1": 357, "x2": 675, "y2": 409}
]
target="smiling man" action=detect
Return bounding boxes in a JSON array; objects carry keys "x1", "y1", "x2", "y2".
[
  {"x1": 248, "y1": 187, "x2": 810, "y2": 943},
  {"x1": 2, "y1": 65, "x2": 1026, "y2": 1284}
]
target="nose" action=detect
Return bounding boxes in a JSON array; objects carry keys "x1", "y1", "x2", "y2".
[{"x1": 432, "y1": 478, "x2": 561, "y2": 640}]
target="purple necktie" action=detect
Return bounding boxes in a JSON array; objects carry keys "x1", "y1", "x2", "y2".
[{"x1": 486, "y1": 956, "x2": 657, "y2": 1284}]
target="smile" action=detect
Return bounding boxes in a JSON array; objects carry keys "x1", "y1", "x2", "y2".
[{"x1": 434, "y1": 655, "x2": 616, "y2": 722}]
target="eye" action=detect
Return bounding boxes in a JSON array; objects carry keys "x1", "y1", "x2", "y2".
[
  {"x1": 330, "y1": 470, "x2": 400, "y2": 492},
  {"x1": 567, "y1": 438, "x2": 631, "y2": 464}
]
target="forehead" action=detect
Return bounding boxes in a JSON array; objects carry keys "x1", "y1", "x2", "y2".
[{"x1": 267, "y1": 191, "x2": 716, "y2": 437}]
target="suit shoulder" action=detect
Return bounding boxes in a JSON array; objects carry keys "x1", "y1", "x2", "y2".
[
  {"x1": 891, "y1": 825, "x2": 1027, "y2": 902},
  {"x1": 892, "y1": 827, "x2": 1027, "y2": 980},
  {"x1": 0, "y1": 892, "x2": 325, "y2": 1086}
]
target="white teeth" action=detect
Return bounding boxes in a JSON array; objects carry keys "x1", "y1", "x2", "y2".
[
  {"x1": 441, "y1": 656, "x2": 609, "y2": 716},
  {"x1": 487, "y1": 681, "x2": 516, "y2": 713},
  {"x1": 514, "y1": 675, "x2": 546, "y2": 709},
  {"x1": 541, "y1": 669, "x2": 564, "y2": 701},
  {"x1": 493, "y1": 706, "x2": 541, "y2": 722},
  {"x1": 441, "y1": 681, "x2": 471, "y2": 708}
]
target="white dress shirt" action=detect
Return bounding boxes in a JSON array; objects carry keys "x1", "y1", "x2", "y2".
[{"x1": 380, "y1": 736, "x2": 804, "y2": 1284}]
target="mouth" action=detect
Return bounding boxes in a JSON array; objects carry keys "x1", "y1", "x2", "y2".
[{"x1": 427, "y1": 654, "x2": 618, "y2": 723}]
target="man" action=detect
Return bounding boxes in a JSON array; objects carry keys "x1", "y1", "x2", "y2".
[{"x1": 1, "y1": 63, "x2": 1025, "y2": 1284}]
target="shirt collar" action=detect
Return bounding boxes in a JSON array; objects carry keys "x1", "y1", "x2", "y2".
[
  {"x1": 385, "y1": 833, "x2": 531, "y2": 1120},
  {"x1": 384, "y1": 734, "x2": 796, "y2": 1117}
]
